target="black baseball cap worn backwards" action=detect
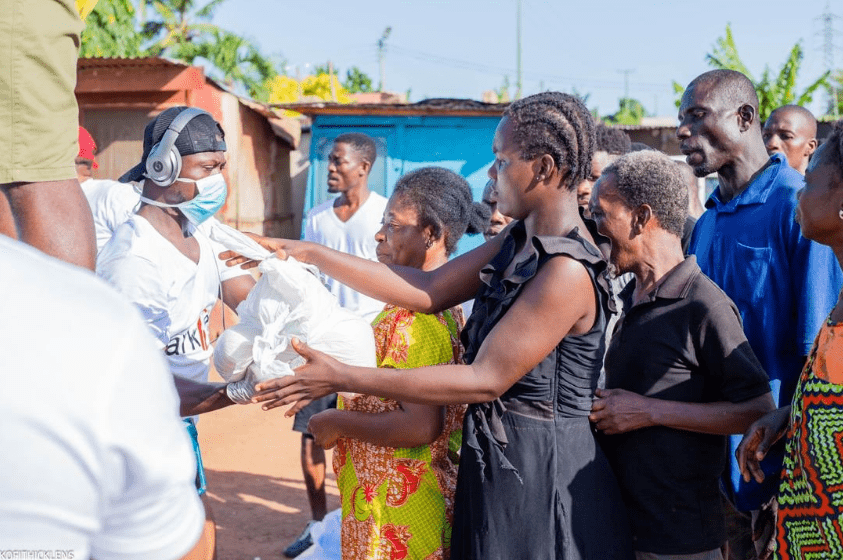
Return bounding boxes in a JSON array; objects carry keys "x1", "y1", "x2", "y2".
[{"x1": 119, "y1": 106, "x2": 227, "y2": 183}]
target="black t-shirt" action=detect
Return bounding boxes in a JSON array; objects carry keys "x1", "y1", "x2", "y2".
[{"x1": 601, "y1": 256, "x2": 770, "y2": 554}]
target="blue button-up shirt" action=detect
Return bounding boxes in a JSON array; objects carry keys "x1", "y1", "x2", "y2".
[{"x1": 690, "y1": 152, "x2": 843, "y2": 511}]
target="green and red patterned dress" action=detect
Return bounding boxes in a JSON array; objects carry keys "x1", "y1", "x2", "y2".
[
  {"x1": 776, "y1": 315, "x2": 843, "y2": 559},
  {"x1": 334, "y1": 304, "x2": 466, "y2": 560}
]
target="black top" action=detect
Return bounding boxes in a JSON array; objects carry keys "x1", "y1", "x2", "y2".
[
  {"x1": 601, "y1": 256, "x2": 770, "y2": 555},
  {"x1": 681, "y1": 215, "x2": 697, "y2": 255},
  {"x1": 452, "y1": 220, "x2": 634, "y2": 560}
]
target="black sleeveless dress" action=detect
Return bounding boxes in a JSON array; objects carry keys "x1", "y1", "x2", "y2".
[{"x1": 451, "y1": 221, "x2": 633, "y2": 560}]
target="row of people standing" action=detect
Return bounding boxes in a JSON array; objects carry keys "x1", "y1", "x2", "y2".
[{"x1": 234, "y1": 70, "x2": 843, "y2": 560}]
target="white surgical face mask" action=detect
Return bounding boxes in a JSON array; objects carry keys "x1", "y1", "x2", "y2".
[{"x1": 140, "y1": 173, "x2": 228, "y2": 225}]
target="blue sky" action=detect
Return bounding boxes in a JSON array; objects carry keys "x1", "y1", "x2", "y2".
[{"x1": 213, "y1": 0, "x2": 839, "y2": 118}]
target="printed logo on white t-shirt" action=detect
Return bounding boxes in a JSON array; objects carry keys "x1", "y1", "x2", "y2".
[{"x1": 166, "y1": 307, "x2": 211, "y2": 357}]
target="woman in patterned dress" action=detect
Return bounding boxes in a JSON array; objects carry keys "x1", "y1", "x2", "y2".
[
  {"x1": 736, "y1": 120, "x2": 843, "y2": 559},
  {"x1": 305, "y1": 167, "x2": 488, "y2": 560}
]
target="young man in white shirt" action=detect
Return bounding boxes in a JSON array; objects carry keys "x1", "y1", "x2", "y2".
[
  {"x1": 98, "y1": 107, "x2": 256, "y2": 515},
  {"x1": 0, "y1": 235, "x2": 209, "y2": 560},
  {"x1": 286, "y1": 132, "x2": 387, "y2": 557}
]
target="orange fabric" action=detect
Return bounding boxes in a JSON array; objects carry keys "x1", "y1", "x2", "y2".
[{"x1": 812, "y1": 323, "x2": 843, "y2": 384}]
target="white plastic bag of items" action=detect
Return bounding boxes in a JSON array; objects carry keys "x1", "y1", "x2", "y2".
[{"x1": 207, "y1": 223, "x2": 377, "y2": 403}]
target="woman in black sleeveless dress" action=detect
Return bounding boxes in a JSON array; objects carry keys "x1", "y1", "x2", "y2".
[{"x1": 236, "y1": 92, "x2": 633, "y2": 559}]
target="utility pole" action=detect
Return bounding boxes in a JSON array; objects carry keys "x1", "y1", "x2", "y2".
[
  {"x1": 816, "y1": 2, "x2": 841, "y2": 118},
  {"x1": 328, "y1": 60, "x2": 337, "y2": 101},
  {"x1": 377, "y1": 27, "x2": 392, "y2": 92},
  {"x1": 618, "y1": 69, "x2": 634, "y2": 100},
  {"x1": 515, "y1": 0, "x2": 522, "y2": 99}
]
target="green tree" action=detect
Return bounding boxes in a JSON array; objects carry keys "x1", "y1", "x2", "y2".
[
  {"x1": 139, "y1": 0, "x2": 228, "y2": 56},
  {"x1": 673, "y1": 24, "x2": 829, "y2": 119},
  {"x1": 171, "y1": 29, "x2": 278, "y2": 101},
  {"x1": 81, "y1": 0, "x2": 280, "y2": 101},
  {"x1": 80, "y1": 0, "x2": 145, "y2": 57},
  {"x1": 604, "y1": 97, "x2": 648, "y2": 125},
  {"x1": 824, "y1": 70, "x2": 843, "y2": 118},
  {"x1": 344, "y1": 67, "x2": 373, "y2": 93}
]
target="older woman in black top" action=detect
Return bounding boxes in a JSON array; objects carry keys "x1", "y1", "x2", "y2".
[{"x1": 587, "y1": 150, "x2": 775, "y2": 560}]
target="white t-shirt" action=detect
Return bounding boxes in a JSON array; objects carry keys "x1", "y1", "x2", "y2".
[
  {"x1": 80, "y1": 178, "x2": 141, "y2": 254},
  {"x1": 80, "y1": 179, "x2": 242, "y2": 278},
  {"x1": 0, "y1": 236, "x2": 204, "y2": 560},
  {"x1": 98, "y1": 215, "x2": 234, "y2": 384},
  {"x1": 304, "y1": 191, "x2": 387, "y2": 322}
]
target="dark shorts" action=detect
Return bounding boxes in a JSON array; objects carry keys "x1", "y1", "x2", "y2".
[{"x1": 292, "y1": 394, "x2": 338, "y2": 436}]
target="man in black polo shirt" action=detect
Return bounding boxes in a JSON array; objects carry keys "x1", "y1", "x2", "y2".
[{"x1": 587, "y1": 150, "x2": 774, "y2": 560}]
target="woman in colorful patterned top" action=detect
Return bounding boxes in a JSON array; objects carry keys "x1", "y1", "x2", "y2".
[
  {"x1": 736, "y1": 119, "x2": 843, "y2": 560},
  {"x1": 306, "y1": 167, "x2": 488, "y2": 560}
]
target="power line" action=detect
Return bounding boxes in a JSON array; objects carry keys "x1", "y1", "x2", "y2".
[{"x1": 387, "y1": 44, "x2": 672, "y2": 93}]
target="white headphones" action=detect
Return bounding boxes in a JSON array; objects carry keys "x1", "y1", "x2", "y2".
[{"x1": 145, "y1": 107, "x2": 212, "y2": 187}]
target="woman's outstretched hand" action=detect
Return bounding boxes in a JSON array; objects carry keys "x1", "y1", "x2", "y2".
[
  {"x1": 219, "y1": 234, "x2": 309, "y2": 270},
  {"x1": 252, "y1": 338, "x2": 344, "y2": 416},
  {"x1": 736, "y1": 406, "x2": 791, "y2": 484}
]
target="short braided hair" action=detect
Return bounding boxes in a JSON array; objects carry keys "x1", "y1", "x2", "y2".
[
  {"x1": 603, "y1": 151, "x2": 688, "y2": 237},
  {"x1": 334, "y1": 132, "x2": 377, "y2": 166},
  {"x1": 504, "y1": 92, "x2": 595, "y2": 191},
  {"x1": 392, "y1": 167, "x2": 490, "y2": 255}
]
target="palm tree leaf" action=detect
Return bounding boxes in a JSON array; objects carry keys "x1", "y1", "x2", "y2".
[
  {"x1": 773, "y1": 43, "x2": 802, "y2": 104},
  {"x1": 796, "y1": 71, "x2": 831, "y2": 106},
  {"x1": 706, "y1": 24, "x2": 754, "y2": 80},
  {"x1": 196, "y1": 0, "x2": 228, "y2": 19}
]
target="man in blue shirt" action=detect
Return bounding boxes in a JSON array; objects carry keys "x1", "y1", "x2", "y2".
[{"x1": 678, "y1": 69, "x2": 843, "y2": 558}]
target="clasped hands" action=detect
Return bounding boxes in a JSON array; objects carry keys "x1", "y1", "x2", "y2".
[{"x1": 588, "y1": 388, "x2": 655, "y2": 434}]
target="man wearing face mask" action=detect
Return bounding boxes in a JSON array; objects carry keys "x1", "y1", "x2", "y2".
[{"x1": 97, "y1": 107, "x2": 256, "y2": 499}]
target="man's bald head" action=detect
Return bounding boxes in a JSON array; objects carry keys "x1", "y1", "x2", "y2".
[
  {"x1": 763, "y1": 105, "x2": 818, "y2": 174},
  {"x1": 769, "y1": 105, "x2": 817, "y2": 135},
  {"x1": 688, "y1": 70, "x2": 760, "y2": 118}
]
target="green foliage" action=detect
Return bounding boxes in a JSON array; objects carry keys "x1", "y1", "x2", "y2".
[
  {"x1": 80, "y1": 0, "x2": 145, "y2": 57},
  {"x1": 80, "y1": 0, "x2": 281, "y2": 101},
  {"x1": 604, "y1": 97, "x2": 648, "y2": 125},
  {"x1": 823, "y1": 70, "x2": 843, "y2": 118},
  {"x1": 672, "y1": 81, "x2": 685, "y2": 109},
  {"x1": 705, "y1": 24, "x2": 751, "y2": 78},
  {"x1": 674, "y1": 24, "x2": 830, "y2": 119},
  {"x1": 497, "y1": 76, "x2": 511, "y2": 102},
  {"x1": 312, "y1": 65, "x2": 373, "y2": 94},
  {"x1": 171, "y1": 29, "x2": 278, "y2": 101},
  {"x1": 344, "y1": 67, "x2": 373, "y2": 93}
]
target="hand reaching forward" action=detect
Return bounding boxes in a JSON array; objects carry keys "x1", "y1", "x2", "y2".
[
  {"x1": 589, "y1": 388, "x2": 654, "y2": 435},
  {"x1": 219, "y1": 234, "x2": 310, "y2": 270},
  {"x1": 735, "y1": 406, "x2": 790, "y2": 484},
  {"x1": 252, "y1": 338, "x2": 343, "y2": 415}
]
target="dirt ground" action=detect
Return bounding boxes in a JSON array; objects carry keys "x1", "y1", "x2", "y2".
[{"x1": 199, "y1": 368, "x2": 339, "y2": 560}]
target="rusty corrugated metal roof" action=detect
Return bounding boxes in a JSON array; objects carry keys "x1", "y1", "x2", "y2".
[
  {"x1": 78, "y1": 57, "x2": 302, "y2": 147},
  {"x1": 77, "y1": 56, "x2": 191, "y2": 70},
  {"x1": 272, "y1": 98, "x2": 509, "y2": 117}
]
